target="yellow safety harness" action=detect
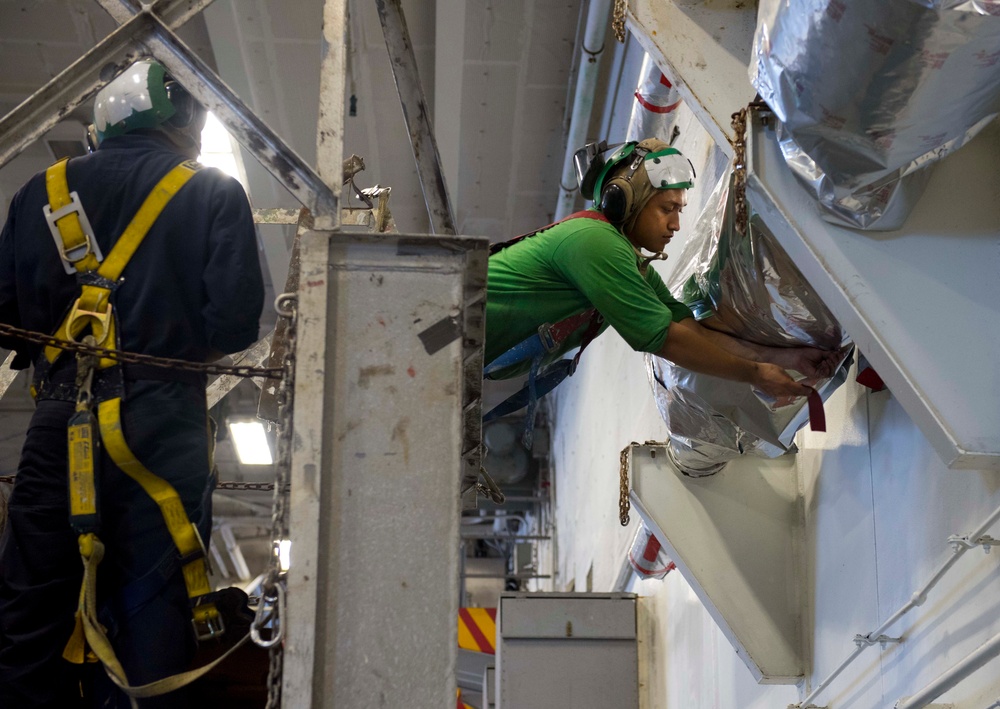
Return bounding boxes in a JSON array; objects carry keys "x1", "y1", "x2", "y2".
[{"x1": 41, "y1": 158, "x2": 227, "y2": 691}]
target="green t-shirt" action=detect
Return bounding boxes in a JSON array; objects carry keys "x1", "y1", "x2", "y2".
[{"x1": 485, "y1": 213, "x2": 693, "y2": 379}]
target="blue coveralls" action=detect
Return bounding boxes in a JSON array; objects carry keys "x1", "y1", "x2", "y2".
[{"x1": 0, "y1": 132, "x2": 264, "y2": 708}]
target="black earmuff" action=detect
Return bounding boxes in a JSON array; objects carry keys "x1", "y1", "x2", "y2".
[
  {"x1": 600, "y1": 178, "x2": 634, "y2": 224},
  {"x1": 599, "y1": 149, "x2": 647, "y2": 225}
]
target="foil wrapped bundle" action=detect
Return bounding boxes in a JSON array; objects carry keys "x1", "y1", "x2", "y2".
[
  {"x1": 750, "y1": 0, "x2": 1000, "y2": 230},
  {"x1": 647, "y1": 170, "x2": 851, "y2": 476}
]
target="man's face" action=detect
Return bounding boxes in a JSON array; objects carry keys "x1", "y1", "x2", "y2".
[{"x1": 628, "y1": 188, "x2": 687, "y2": 254}]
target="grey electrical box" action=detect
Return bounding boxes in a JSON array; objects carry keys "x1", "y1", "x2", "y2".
[{"x1": 495, "y1": 592, "x2": 638, "y2": 709}]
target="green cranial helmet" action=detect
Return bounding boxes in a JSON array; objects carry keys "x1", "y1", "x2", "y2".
[
  {"x1": 92, "y1": 59, "x2": 181, "y2": 145},
  {"x1": 643, "y1": 147, "x2": 695, "y2": 191}
]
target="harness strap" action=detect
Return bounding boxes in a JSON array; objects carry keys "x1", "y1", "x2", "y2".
[
  {"x1": 97, "y1": 397, "x2": 220, "y2": 636},
  {"x1": 46, "y1": 158, "x2": 225, "y2": 679},
  {"x1": 66, "y1": 533, "x2": 249, "y2": 706},
  {"x1": 44, "y1": 160, "x2": 200, "y2": 367},
  {"x1": 489, "y1": 210, "x2": 607, "y2": 255},
  {"x1": 484, "y1": 212, "x2": 613, "y2": 447},
  {"x1": 44, "y1": 159, "x2": 102, "y2": 273}
]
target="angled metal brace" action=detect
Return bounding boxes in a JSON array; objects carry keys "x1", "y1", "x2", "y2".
[
  {"x1": 95, "y1": 0, "x2": 217, "y2": 29},
  {"x1": 0, "y1": 2, "x2": 339, "y2": 224},
  {"x1": 375, "y1": 0, "x2": 457, "y2": 235},
  {"x1": 0, "y1": 352, "x2": 20, "y2": 402}
]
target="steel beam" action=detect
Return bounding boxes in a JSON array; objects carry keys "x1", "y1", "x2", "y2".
[
  {"x1": 375, "y1": 0, "x2": 457, "y2": 235},
  {"x1": 142, "y1": 22, "x2": 338, "y2": 221},
  {"x1": 315, "y1": 0, "x2": 349, "y2": 232},
  {"x1": 0, "y1": 16, "x2": 147, "y2": 169},
  {"x1": 282, "y1": 230, "x2": 487, "y2": 708},
  {"x1": 95, "y1": 0, "x2": 218, "y2": 29},
  {"x1": 0, "y1": 352, "x2": 20, "y2": 401},
  {"x1": 205, "y1": 334, "x2": 273, "y2": 408},
  {"x1": 0, "y1": 7, "x2": 337, "y2": 221}
]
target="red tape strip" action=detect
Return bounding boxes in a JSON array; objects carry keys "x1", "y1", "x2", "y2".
[{"x1": 807, "y1": 387, "x2": 826, "y2": 432}]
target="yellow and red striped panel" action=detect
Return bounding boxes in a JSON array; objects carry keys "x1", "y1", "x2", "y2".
[{"x1": 458, "y1": 607, "x2": 496, "y2": 654}]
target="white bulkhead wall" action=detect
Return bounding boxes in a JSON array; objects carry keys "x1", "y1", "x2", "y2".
[{"x1": 547, "y1": 51, "x2": 1000, "y2": 709}]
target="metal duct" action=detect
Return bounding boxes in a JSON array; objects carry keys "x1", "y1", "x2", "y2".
[
  {"x1": 750, "y1": 0, "x2": 1000, "y2": 230},
  {"x1": 625, "y1": 54, "x2": 683, "y2": 143},
  {"x1": 646, "y1": 169, "x2": 851, "y2": 476}
]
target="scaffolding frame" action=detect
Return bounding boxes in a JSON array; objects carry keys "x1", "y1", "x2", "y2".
[{"x1": 0, "y1": 2, "x2": 482, "y2": 706}]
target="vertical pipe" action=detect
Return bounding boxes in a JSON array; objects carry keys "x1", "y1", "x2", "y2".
[
  {"x1": 375, "y1": 0, "x2": 458, "y2": 235},
  {"x1": 554, "y1": 0, "x2": 614, "y2": 220}
]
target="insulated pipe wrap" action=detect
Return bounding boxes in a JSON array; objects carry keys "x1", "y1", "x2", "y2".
[
  {"x1": 750, "y1": 0, "x2": 1000, "y2": 230},
  {"x1": 647, "y1": 169, "x2": 852, "y2": 475}
]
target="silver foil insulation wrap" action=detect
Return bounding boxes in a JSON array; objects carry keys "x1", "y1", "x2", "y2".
[
  {"x1": 647, "y1": 170, "x2": 851, "y2": 476},
  {"x1": 750, "y1": 0, "x2": 1000, "y2": 230},
  {"x1": 626, "y1": 54, "x2": 683, "y2": 143}
]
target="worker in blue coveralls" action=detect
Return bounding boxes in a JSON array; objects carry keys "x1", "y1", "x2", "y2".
[{"x1": 0, "y1": 59, "x2": 264, "y2": 708}]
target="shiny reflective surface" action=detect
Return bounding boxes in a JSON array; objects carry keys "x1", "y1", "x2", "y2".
[
  {"x1": 647, "y1": 170, "x2": 851, "y2": 475},
  {"x1": 750, "y1": 0, "x2": 1000, "y2": 230}
]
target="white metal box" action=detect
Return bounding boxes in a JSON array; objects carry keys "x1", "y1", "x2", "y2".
[{"x1": 496, "y1": 592, "x2": 638, "y2": 709}]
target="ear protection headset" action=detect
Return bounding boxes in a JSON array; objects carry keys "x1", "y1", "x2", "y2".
[
  {"x1": 593, "y1": 142, "x2": 649, "y2": 225},
  {"x1": 574, "y1": 139, "x2": 696, "y2": 225}
]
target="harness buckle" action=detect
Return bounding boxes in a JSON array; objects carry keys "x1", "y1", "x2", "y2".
[
  {"x1": 43, "y1": 191, "x2": 104, "y2": 274},
  {"x1": 65, "y1": 299, "x2": 113, "y2": 347},
  {"x1": 191, "y1": 600, "x2": 226, "y2": 641},
  {"x1": 537, "y1": 323, "x2": 559, "y2": 353}
]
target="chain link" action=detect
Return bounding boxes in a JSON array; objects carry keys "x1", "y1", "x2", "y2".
[
  {"x1": 0, "y1": 322, "x2": 282, "y2": 379},
  {"x1": 619, "y1": 442, "x2": 636, "y2": 527},
  {"x1": 259, "y1": 292, "x2": 297, "y2": 709},
  {"x1": 612, "y1": 0, "x2": 627, "y2": 43},
  {"x1": 731, "y1": 107, "x2": 749, "y2": 237}
]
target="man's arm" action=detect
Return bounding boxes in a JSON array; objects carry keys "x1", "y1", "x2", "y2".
[
  {"x1": 657, "y1": 320, "x2": 813, "y2": 398},
  {"x1": 683, "y1": 318, "x2": 841, "y2": 379}
]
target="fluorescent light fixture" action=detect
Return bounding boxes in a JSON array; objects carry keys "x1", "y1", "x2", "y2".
[
  {"x1": 277, "y1": 539, "x2": 291, "y2": 573},
  {"x1": 228, "y1": 420, "x2": 273, "y2": 465}
]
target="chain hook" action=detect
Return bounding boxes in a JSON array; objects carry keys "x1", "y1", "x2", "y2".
[
  {"x1": 274, "y1": 293, "x2": 298, "y2": 319},
  {"x1": 251, "y1": 581, "x2": 285, "y2": 649}
]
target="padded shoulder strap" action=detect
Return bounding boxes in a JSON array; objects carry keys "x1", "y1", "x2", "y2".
[{"x1": 489, "y1": 210, "x2": 609, "y2": 255}]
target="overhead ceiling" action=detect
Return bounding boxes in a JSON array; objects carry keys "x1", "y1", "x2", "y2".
[{"x1": 0, "y1": 0, "x2": 593, "y2": 581}]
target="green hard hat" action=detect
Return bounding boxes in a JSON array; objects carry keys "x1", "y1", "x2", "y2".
[{"x1": 92, "y1": 59, "x2": 178, "y2": 145}]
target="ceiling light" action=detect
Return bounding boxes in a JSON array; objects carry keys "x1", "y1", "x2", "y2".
[{"x1": 228, "y1": 420, "x2": 273, "y2": 465}]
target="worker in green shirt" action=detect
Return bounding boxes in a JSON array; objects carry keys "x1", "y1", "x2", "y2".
[{"x1": 484, "y1": 138, "x2": 839, "y2": 424}]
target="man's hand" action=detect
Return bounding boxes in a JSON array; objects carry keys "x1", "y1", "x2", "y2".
[
  {"x1": 752, "y1": 362, "x2": 812, "y2": 399},
  {"x1": 764, "y1": 346, "x2": 841, "y2": 379}
]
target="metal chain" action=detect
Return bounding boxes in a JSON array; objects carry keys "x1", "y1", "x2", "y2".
[
  {"x1": 612, "y1": 0, "x2": 627, "y2": 43},
  {"x1": 0, "y1": 322, "x2": 282, "y2": 379},
  {"x1": 619, "y1": 442, "x2": 636, "y2": 527},
  {"x1": 216, "y1": 481, "x2": 289, "y2": 492},
  {"x1": 257, "y1": 292, "x2": 297, "y2": 709},
  {"x1": 730, "y1": 107, "x2": 749, "y2": 236}
]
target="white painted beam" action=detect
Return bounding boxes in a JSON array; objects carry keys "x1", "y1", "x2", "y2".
[
  {"x1": 747, "y1": 111, "x2": 1000, "y2": 470},
  {"x1": 626, "y1": 0, "x2": 758, "y2": 154},
  {"x1": 629, "y1": 443, "x2": 806, "y2": 684}
]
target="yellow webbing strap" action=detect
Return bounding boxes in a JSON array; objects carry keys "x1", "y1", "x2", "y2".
[
  {"x1": 64, "y1": 533, "x2": 250, "y2": 706},
  {"x1": 45, "y1": 158, "x2": 101, "y2": 273},
  {"x1": 96, "y1": 396, "x2": 217, "y2": 612},
  {"x1": 43, "y1": 160, "x2": 200, "y2": 365}
]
